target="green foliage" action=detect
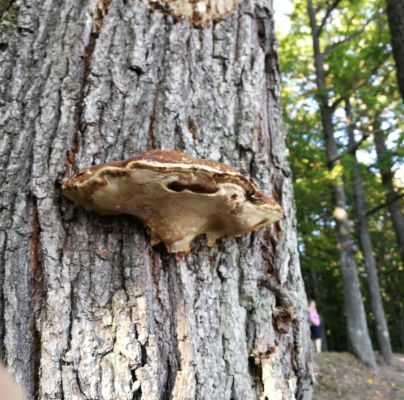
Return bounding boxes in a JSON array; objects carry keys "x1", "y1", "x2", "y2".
[
  {"x1": 0, "y1": 0, "x2": 19, "y2": 51},
  {"x1": 279, "y1": 0, "x2": 404, "y2": 352}
]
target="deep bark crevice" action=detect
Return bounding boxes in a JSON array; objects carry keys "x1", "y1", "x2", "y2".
[
  {"x1": 75, "y1": 368, "x2": 90, "y2": 399},
  {"x1": 248, "y1": 356, "x2": 264, "y2": 395},
  {"x1": 28, "y1": 194, "x2": 44, "y2": 399},
  {"x1": 162, "y1": 358, "x2": 175, "y2": 400},
  {"x1": 147, "y1": 66, "x2": 161, "y2": 149}
]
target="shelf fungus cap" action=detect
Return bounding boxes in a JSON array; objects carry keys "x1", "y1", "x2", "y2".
[{"x1": 62, "y1": 150, "x2": 283, "y2": 253}]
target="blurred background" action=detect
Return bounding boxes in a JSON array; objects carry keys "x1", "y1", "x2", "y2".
[{"x1": 274, "y1": 0, "x2": 403, "y2": 354}]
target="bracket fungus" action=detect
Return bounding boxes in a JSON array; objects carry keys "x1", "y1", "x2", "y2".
[{"x1": 62, "y1": 150, "x2": 283, "y2": 253}]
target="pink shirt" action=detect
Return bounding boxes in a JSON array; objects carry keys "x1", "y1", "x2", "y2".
[{"x1": 309, "y1": 306, "x2": 320, "y2": 326}]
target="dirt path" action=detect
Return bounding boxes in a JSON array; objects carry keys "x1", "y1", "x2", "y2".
[{"x1": 313, "y1": 352, "x2": 404, "y2": 400}]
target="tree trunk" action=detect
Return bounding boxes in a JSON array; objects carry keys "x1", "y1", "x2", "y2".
[
  {"x1": 345, "y1": 100, "x2": 393, "y2": 365},
  {"x1": 0, "y1": 0, "x2": 313, "y2": 399},
  {"x1": 373, "y1": 126, "x2": 404, "y2": 267},
  {"x1": 401, "y1": 306, "x2": 404, "y2": 350},
  {"x1": 387, "y1": 0, "x2": 404, "y2": 102},
  {"x1": 306, "y1": 0, "x2": 377, "y2": 370}
]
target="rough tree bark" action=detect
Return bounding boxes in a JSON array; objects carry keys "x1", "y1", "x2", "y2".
[
  {"x1": 0, "y1": 0, "x2": 313, "y2": 399},
  {"x1": 345, "y1": 100, "x2": 393, "y2": 365},
  {"x1": 387, "y1": 0, "x2": 404, "y2": 102},
  {"x1": 373, "y1": 124, "x2": 404, "y2": 267},
  {"x1": 307, "y1": 0, "x2": 377, "y2": 370}
]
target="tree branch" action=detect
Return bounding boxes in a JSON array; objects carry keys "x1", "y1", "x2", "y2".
[
  {"x1": 330, "y1": 60, "x2": 384, "y2": 110},
  {"x1": 330, "y1": 95, "x2": 346, "y2": 110},
  {"x1": 318, "y1": 0, "x2": 342, "y2": 36},
  {"x1": 327, "y1": 132, "x2": 370, "y2": 166},
  {"x1": 328, "y1": 102, "x2": 382, "y2": 166},
  {"x1": 366, "y1": 192, "x2": 404, "y2": 217},
  {"x1": 324, "y1": 13, "x2": 378, "y2": 56},
  {"x1": 307, "y1": 0, "x2": 319, "y2": 36}
]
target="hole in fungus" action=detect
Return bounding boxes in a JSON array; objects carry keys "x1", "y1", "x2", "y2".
[{"x1": 166, "y1": 181, "x2": 218, "y2": 194}]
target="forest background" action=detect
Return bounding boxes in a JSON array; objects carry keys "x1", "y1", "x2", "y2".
[{"x1": 274, "y1": 0, "x2": 403, "y2": 359}]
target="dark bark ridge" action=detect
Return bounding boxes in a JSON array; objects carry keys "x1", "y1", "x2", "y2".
[{"x1": 0, "y1": 0, "x2": 313, "y2": 398}]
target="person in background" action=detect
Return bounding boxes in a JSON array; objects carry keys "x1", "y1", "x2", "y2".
[{"x1": 309, "y1": 299, "x2": 322, "y2": 353}]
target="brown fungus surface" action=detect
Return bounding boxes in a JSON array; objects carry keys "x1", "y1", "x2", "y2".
[{"x1": 62, "y1": 150, "x2": 283, "y2": 253}]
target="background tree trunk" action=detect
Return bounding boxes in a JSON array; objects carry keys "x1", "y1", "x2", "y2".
[
  {"x1": 307, "y1": 0, "x2": 377, "y2": 370},
  {"x1": 387, "y1": 0, "x2": 404, "y2": 102},
  {"x1": 346, "y1": 100, "x2": 393, "y2": 365},
  {"x1": 0, "y1": 0, "x2": 313, "y2": 399},
  {"x1": 373, "y1": 125, "x2": 404, "y2": 268}
]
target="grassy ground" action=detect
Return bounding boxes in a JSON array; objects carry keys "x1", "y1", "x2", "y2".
[{"x1": 313, "y1": 352, "x2": 404, "y2": 400}]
